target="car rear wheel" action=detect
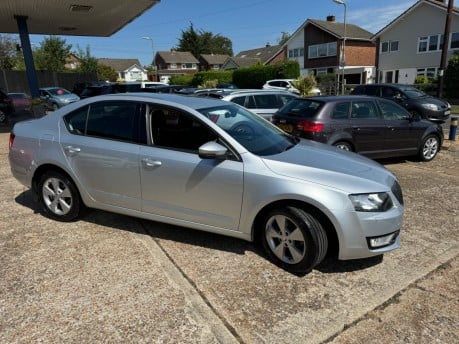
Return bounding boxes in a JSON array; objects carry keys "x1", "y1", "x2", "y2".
[
  {"x1": 261, "y1": 206, "x2": 328, "y2": 273},
  {"x1": 38, "y1": 171, "x2": 82, "y2": 221},
  {"x1": 333, "y1": 141, "x2": 353, "y2": 151},
  {"x1": 0, "y1": 110, "x2": 6, "y2": 123},
  {"x1": 419, "y1": 135, "x2": 440, "y2": 162}
]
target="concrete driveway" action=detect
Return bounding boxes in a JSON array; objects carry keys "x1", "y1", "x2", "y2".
[{"x1": 0, "y1": 126, "x2": 458, "y2": 343}]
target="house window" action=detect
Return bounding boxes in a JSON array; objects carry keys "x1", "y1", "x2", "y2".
[
  {"x1": 288, "y1": 48, "x2": 304, "y2": 59},
  {"x1": 212, "y1": 64, "x2": 219, "y2": 70},
  {"x1": 417, "y1": 67, "x2": 438, "y2": 78},
  {"x1": 181, "y1": 63, "x2": 196, "y2": 69},
  {"x1": 381, "y1": 40, "x2": 399, "y2": 53},
  {"x1": 418, "y1": 34, "x2": 444, "y2": 53},
  {"x1": 451, "y1": 32, "x2": 459, "y2": 49},
  {"x1": 170, "y1": 63, "x2": 177, "y2": 69},
  {"x1": 308, "y1": 42, "x2": 337, "y2": 59}
]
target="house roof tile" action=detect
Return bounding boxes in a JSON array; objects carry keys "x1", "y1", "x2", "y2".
[
  {"x1": 200, "y1": 54, "x2": 230, "y2": 64},
  {"x1": 235, "y1": 45, "x2": 281, "y2": 63},
  {"x1": 98, "y1": 58, "x2": 142, "y2": 72},
  {"x1": 308, "y1": 19, "x2": 373, "y2": 40},
  {"x1": 157, "y1": 51, "x2": 199, "y2": 64}
]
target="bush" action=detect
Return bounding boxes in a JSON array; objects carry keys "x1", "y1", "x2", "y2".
[
  {"x1": 191, "y1": 71, "x2": 233, "y2": 87},
  {"x1": 169, "y1": 74, "x2": 194, "y2": 85},
  {"x1": 414, "y1": 75, "x2": 429, "y2": 84},
  {"x1": 292, "y1": 74, "x2": 317, "y2": 96},
  {"x1": 232, "y1": 61, "x2": 300, "y2": 88}
]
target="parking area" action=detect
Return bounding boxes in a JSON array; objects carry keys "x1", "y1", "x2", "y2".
[{"x1": 0, "y1": 126, "x2": 458, "y2": 343}]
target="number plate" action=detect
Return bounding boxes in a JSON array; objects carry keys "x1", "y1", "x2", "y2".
[{"x1": 277, "y1": 123, "x2": 293, "y2": 133}]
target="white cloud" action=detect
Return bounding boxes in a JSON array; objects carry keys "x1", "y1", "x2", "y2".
[{"x1": 347, "y1": 1, "x2": 418, "y2": 33}]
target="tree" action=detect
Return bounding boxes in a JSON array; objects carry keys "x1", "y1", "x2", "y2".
[
  {"x1": 97, "y1": 63, "x2": 118, "y2": 81},
  {"x1": 75, "y1": 45, "x2": 98, "y2": 74},
  {"x1": 34, "y1": 36, "x2": 72, "y2": 71},
  {"x1": 0, "y1": 34, "x2": 22, "y2": 70},
  {"x1": 445, "y1": 52, "x2": 459, "y2": 98},
  {"x1": 278, "y1": 32, "x2": 291, "y2": 46},
  {"x1": 176, "y1": 23, "x2": 233, "y2": 57}
]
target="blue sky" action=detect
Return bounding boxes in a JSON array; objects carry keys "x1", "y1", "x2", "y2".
[{"x1": 30, "y1": 0, "x2": 418, "y2": 66}]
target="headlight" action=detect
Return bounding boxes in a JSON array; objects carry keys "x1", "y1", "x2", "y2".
[
  {"x1": 349, "y1": 193, "x2": 393, "y2": 212},
  {"x1": 421, "y1": 103, "x2": 439, "y2": 111}
]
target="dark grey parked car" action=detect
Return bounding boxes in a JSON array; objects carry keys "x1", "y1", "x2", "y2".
[
  {"x1": 351, "y1": 83, "x2": 450, "y2": 122},
  {"x1": 272, "y1": 95, "x2": 443, "y2": 161}
]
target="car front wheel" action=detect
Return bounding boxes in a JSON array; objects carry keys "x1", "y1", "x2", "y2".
[
  {"x1": 261, "y1": 206, "x2": 328, "y2": 273},
  {"x1": 419, "y1": 135, "x2": 440, "y2": 162},
  {"x1": 38, "y1": 171, "x2": 82, "y2": 221}
]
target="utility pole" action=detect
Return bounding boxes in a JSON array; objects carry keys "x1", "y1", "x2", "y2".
[{"x1": 438, "y1": 0, "x2": 454, "y2": 98}]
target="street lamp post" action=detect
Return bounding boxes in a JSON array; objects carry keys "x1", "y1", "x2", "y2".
[
  {"x1": 142, "y1": 36, "x2": 155, "y2": 81},
  {"x1": 333, "y1": 0, "x2": 347, "y2": 95}
]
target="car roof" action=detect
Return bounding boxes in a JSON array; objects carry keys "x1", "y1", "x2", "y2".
[
  {"x1": 80, "y1": 92, "x2": 230, "y2": 110},
  {"x1": 297, "y1": 95, "x2": 381, "y2": 102}
]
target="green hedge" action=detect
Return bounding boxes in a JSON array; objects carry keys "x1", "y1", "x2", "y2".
[
  {"x1": 232, "y1": 61, "x2": 300, "y2": 88},
  {"x1": 191, "y1": 71, "x2": 233, "y2": 87}
]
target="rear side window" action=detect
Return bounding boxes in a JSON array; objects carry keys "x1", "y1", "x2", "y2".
[
  {"x1": 64, "y1": 101, "x2": 146, "y2": 144},
  {"x1": 331, "y1": 102, "x2": 350, "y2": 119},
  {"x1": 277, "y1": 99, "x2": 323, "y2": 118},
  {"x1": 230, "y1": 96, "x2": 246, "y2": 107},
  {"x1": 279, "y1": 94, "x2": 296, "y2": 105},
  {"x1": 253, "y1": 94, "x2": 281, "y2": 108},
  {"x1": 351, "y1": 101, "x2": 379, "y2": 119}
]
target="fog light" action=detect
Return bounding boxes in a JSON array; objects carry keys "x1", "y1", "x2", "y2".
[{"x1": 367, "y1": 231, "x2": 399, "y2": 249}]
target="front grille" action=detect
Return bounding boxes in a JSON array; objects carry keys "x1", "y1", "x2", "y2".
[{"x1": 391, "y1": 180, "x2": 404, "y2": 206}]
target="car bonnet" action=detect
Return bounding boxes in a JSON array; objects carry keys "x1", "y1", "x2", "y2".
[{"x1": 261, "y1": 139, "x2": 395, "y2": 193}]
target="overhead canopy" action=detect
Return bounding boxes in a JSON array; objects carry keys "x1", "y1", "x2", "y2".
[{"x1": 0, "y1": 0, "x2": 160, "y2": 37}]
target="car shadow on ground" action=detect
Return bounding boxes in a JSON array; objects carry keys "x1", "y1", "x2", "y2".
[{"x1": 14, "y1": 189, "x2": 386, "y2": 276}]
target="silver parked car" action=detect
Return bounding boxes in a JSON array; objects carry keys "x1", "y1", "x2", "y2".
[
  {"x1": 9, "y1": 93, "x2": 404, "y2": 273},
  {"x1": 220, "y1": 90, "x2": 298, "y2": 121}
]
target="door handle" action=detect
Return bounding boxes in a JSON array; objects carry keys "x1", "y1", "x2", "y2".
[
  {"x1": 64, "y1": 145, "x2": 81, "y2": 155},
  {"x1": 141, "y1": 158, "x2": 162, "y2": 167}
]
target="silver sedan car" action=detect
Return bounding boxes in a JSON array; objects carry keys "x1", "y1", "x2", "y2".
[{"x1": 9, "y1": 93, "x2": 404, "y2": 273}]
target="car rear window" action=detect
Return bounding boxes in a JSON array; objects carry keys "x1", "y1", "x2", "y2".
[{"x1": 277, "y1": 99, "x2": 323, "y2": 118}]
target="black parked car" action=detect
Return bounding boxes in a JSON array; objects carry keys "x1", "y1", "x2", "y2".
[
  {"x1": 0, "y1": 89, "x2": 14, "y2": 124},
  {"x1": 272, "y1": 95, "x2": 443, "y2": 161},
  {"x1": 351, "y1": 83, "x2": 450, "y2": 122}
]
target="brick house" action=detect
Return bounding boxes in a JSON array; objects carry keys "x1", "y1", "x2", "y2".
[
  {"x1": 199, "y1": 54, "x2": 230, "y2": 71},
  {"x1": 284, "y1": 16, "x2": 377, "y2": 85},
  {"x1": 154, "y1": 51, "x2": 199, "y2": 82}
]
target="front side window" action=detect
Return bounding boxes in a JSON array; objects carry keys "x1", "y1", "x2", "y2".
[
  {"x1": 378, "y1": 100, "x2": 409, "y2": 120},
  {"x1": 150, "y1": 106, "x2": 217, "y2": 152}
]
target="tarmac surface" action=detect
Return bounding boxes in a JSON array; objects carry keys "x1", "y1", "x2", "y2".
[{"x1": 0, "y1": 113, "x2": 458, "y2": 343}]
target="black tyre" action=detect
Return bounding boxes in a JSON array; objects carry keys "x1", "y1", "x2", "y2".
[
  {"x1": 419, "y1": 134, "x2": 440, "y2": 162},
  {"x1": 261, "y1": 206, "x2": 328, "y2": 273},
  {"x1": 52, "y1": 103, "x2": 59, "y2": 111},
  {"x1": 333, "y1": 141, "x2": 353, "y2": 151},
  {"x1": 38, "y1": 171, "x2": 82, "y2": 221},
  {"x1": 0, "y1": 110, "x2": 6, "y2": 124}
]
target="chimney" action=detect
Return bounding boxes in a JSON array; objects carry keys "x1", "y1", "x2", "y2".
[{"x1": 327, "y1": 15, "x2": 336, "y2": 22}]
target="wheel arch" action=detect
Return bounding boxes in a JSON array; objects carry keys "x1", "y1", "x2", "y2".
[
  {"x1": 252, "y1": 199, "x2": 339, "y2": 258},
  {"x1": 32, "y1": 164, "x2": 83, "y2": 204}
]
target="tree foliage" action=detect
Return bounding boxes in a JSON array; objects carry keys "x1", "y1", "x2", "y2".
[
  {"x1": 34, "y1": 36, "x2": 72, "y2": 71},
  {"x1": 97, "y1": 63, "x2": 118, "y2": 82},
  {"x1": 176, "y1": 23, "x2": 233, "y2": 57},
  {"x1": 445, "y1": 52, "x2": 459, "y2": 98},
  {"x1": 75, "y1": 45, "x2": 98, "y2": 74},
  {"x1": 0, "y1": 34, "x2": 22, "y2": 70},
  {"x1": 278, "y1": 32, "x2": 291, "y2": 46}
]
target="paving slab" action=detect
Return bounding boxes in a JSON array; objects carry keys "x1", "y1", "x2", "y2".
[{"x1": 1, "y1": 130, "x2": 458, "y2": 343}]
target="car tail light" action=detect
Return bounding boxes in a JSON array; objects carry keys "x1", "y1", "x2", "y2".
[
  {"x1": 9, "y1": 133, "x2": 15, "y2": 149},
  {"x1": 296, "y1": 121, "x2": 324, "y2": 133}
]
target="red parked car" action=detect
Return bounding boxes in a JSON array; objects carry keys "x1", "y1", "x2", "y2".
[{"x1": 8, "y1": 92, "x2": 31, "y2": 114}]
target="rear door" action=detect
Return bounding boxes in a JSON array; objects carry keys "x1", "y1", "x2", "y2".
[{"x1": 61, "y1": 101, "x2": 145, "y2": 210}]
